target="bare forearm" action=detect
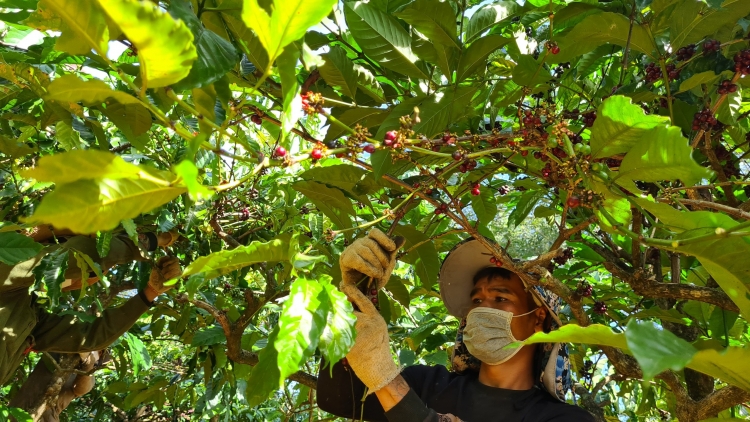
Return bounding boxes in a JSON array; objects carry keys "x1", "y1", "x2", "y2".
[{"x1": 374, "y1": 375, "x2": 412, "y2": 412}]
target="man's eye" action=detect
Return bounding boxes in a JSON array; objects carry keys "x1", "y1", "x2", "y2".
[
  {"x1": 494, "y1": 296, "x2": 507, "y2": 302},
  {"x1": 472, "y1": 298, "x2": 482, "y2": 304}
]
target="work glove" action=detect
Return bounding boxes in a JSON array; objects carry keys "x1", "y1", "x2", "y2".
[
  {"x1": 148, "y1": 256, "x2": 182, "y2": 294},
  {"x1": 340, "y1": 282, "x2": 402, "y2": 392},
  {"x1": 339, "y1": 228, "x2": 405, "y2": 291}
]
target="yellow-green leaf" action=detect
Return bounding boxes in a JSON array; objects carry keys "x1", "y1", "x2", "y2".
[
  {"x1": 96, "y1": 0, "x2": 197, "y2": 88},
  {"x1": 46, "y1": 75, "x2": 140, "y2": 106},
  {"x1": 24, "y1": 176, "x2": 186, "y2": 234},
  {"x1": 22, "y1": 150, "x2": 142, "y2": 184},
  {"x1": 36, "y1": 0, "x2": 110, "y2": 56},
  {"x1": 242, "y1": 0, "x2": 337, "y2": 71}
]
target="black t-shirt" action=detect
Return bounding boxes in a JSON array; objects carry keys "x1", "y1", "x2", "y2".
[{"x1": 317, "y1": 361, "x2": 595, "y2": 422}]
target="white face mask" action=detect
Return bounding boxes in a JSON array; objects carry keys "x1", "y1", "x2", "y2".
[{"x1": 462, "y1": 306, "x2": 538, "y2": 366}]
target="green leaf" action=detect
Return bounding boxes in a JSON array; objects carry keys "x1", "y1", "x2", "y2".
[
  {"x1": 688, "y1": 345, "x2": 750, "y2": 392},
  {"x1": 47, "y1": 74, "x2": 140, "y2": 105},
  {"x1": 96, "y1": 0, "x2": 197, "y2": 88},
  {"x1": 374, "y1": 96, "x2": 425, "y2": 141},
  {"x1": 275, "y1": 277, "x2": 330, "y2": 381},
  {"x1": 413, "y1": 86, "x2": 477, "y2": 138},
  {"x1": 370, "y1": 149, "x2": 394, "y2": 180},
  {"x1": 169, "y1": 0, "x2": 238, "y2": 90},
  {"x1": 318, "y1": 46, "x2": 358, "y2": 100},
  {"x1": 182, "y1": 233, "x2": 296, "y2": 279},
  {"x1": 242, "y1": 0, "x2": 337, "y2": 71},
  {"x1": 355, "y1": 64, "x2": 386, "y2": 103},
  {"x1": 616, "y1": 125, "x2": 713, "y2": 187},
  {"x1": 394, "y1": 0, "x2": 459, "y2": 50},
  {"x1": 55, "y1": 120, "x2": 83, "y2": 151},
  {"x1": 464, "y1": 1, "x2": 525, "y2": 43},
  {"x1": 393, "y1": 224, "x2": 440, "y2": 288},
  {"x1": 246, "y1": 328, "x2": 282, "y2": 407},
  {"x1": 590, "y1": 95, "x2": 671, "y2": 158},
  {"x1": 24, "y1": 176, "x2": 186, "y2": 234},
  {"x1": 385, "y1": 276, "x2": 411, "y2": 309},
  {"x1": 0, "y1": 406, "x2": 32, "y2": 422},
  {"x1": 317, "y1": 278, "x2": 355, "y2": 366},
  {"x1": 677, "y1": 70, "x2": 719, "y2": 94},
  {"x1": 222, "y1": 12, "x2": 270, "y2": 72},
  {"x1": 456, "y1": 35, "x2": 511, "y2": 82},
  {"x1": 553, "y1": 12, "x2": 654, "y2": 62},
  {"x1": 717, "y1": 89, "x2": 741, "y2": 126},
  {"x1": 22, "y1": 150, "x2": 143, "y2": 184},
  {"x1": 124, "y1": 332, "x2": 152, "y2": 377},
  {"x1": 511, "y1": 55, "x2": 552, "y2": 87},
  {"x1": 594, "y1": 190, "x2": 632, "y2": 234},
  {"x1": 624, "y1": 319, "x2": 697, "y2": 380},
  {"x1": 0, "y1": 232, "x2": 42, "y2": 265},
  {"x1": 508, "y1": 190, "x2": 544, "y2": 227},
  {"x1": 102, "y1": 102, "x2": 152, "y2": 149},
  {"x1": 524, "y1": 323, "x2": 628, "y2": 349},
  {"x1": 470, "y1": 188, "x2": 498, "y2": 223},
  {"x1": 173, "y1": 160, "x2": 213, "y2": 202},
  {"x1": 37, "y1": 0, "x2": 110, "y2": 56},
  {"x1": 292, "y1": 181, "x2": 355, "y2": 232},
  {"x1": 324, "y1": 107, "x2": 388, "y2": 143},
  {"x1": 345, "y1": 1, "x2": 428, "y2": 80},
  {"x1": 278, "y1": 43, "x2": 302, "y2": 137},
  {"x1": 668, "y1": 0, "x2": 750, "y2": 50},
  {"x1": 191, "y1": 326, "x2": 226, "y2": 347},
  {"x1": 0, "y1": 134, "x2": 35, "y2": 158}
]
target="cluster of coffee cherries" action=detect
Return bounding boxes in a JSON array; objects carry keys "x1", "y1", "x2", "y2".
[
  {"x1": 575, "y1": 281, "x2": 593, "y2": 297},
  {"x1": 703, "y1": 39, "x2": 721, "y2": 54},
  {"x1": 717, "y1": 79, "x2": 738, "y2": 95},
  {"x1": 273, "y1": 146, "x2": 286, "y2": 158},
  {"x1": 451, "y1": 151, "x2": 479, "y2": 173},
  {"x1": 733, "y1": 49, "x2": 750, "y2": 75},
  {"x1": 675, "y1": 44, "x2": 696, "y2": 61},
  {"x1": 434, "y1": 202, "x2": 449, "y2": 215},
  {"x1": 581, "y1": 111, "x2": 597, "y2": 127},
  {"x1": 593, "y1": 301, "x2": 607, "y2": 315},
  {"x1": 250, "y1": 114, "x2": 263, "y2": 125},
  {"x1": 522, "y1": 109, "x2": 543, "y2": 128},
  {"x1": 383, "y1": 130, "x2": 403, "y2": 148},
  {"x1": 644, "y1": 62, "x2": 680, "y2": 83},
  {"x1": 470, "y1": 183, "x2": 481, "y2": 196},
  {"x1": 581, "y1": 360, "x2": 594, "y2": 380},
  {"x1": 553, "y1": 247, "x2": 574, "y2": 266},
  {"x1": 489, "y1": 256, "x2": 504, "y2": 267},
  {"x1": 691, "y1": 108, "x2": 719, "y2": 131},
  {"x1": 300, "y1": 91, "x2": 323, "y2": 115}
]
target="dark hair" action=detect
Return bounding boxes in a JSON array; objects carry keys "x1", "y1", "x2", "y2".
[{"x1": 472, "y1": 266, "x2": 514, "y2": 284}]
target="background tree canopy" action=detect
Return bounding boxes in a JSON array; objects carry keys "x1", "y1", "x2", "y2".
[{"x1": 1, "y1": 0, "x2": 750, "y2": 420}]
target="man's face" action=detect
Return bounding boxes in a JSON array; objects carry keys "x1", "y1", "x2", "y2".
[{"x1": 468, "y1": 274, "x2": 546, "y2": 341}]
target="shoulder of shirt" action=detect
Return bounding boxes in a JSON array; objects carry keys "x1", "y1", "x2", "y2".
[{"x1": 533, "y1": 395, "x2": 597, "y2": 421}]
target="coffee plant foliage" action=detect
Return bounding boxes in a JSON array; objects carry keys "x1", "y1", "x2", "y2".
[{"x1": 1, "y1": 0, "x2": 750, "y2": 420}]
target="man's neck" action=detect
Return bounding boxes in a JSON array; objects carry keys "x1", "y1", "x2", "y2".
[{"x1": 476, "y1": 347, "x2": 536, "y2": 390}]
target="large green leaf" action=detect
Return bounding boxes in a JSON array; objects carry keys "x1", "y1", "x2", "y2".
[
  {"x1": 275, "y1": 277, "x2": 330, "y2": 381},
  {"x1": 456, "y1": 35, "x2": 511, "y2": 82},
  {"x1": 23, "y1": 150, "x2": 143, "y2": 184},
  {"x1": 24, "y1": 176, "x2": 186, "y2": 234},
  {"x1": 668, "y1": 0, "x2": 750, "y2": 50},
  {"x1": 553, "y1": 12, "x2": 654, "y2": 62},
  {"x1": 394, "y1": 0, "x2": 459, "y2": 50},
  {"x1": 292, "y1": 181, "x2": 355, "y2": 232},
  {"x1": 511, "y1": 55, "x2": 552, "y2": 87},
  {"x1": 393, "y1": 224, "x2": 440, "y2": 288},
  {"x1": 32, "y1": 248, "x2": 68, "y2": 306},
  {"x1": 355, "y1": 64, "x2": 386, "y2": 103},
  {"x1": 470, "y1": 188, "x2": 498, "y2": 223},
  {"x1": 0, "y1": 232, "x2": 42, "y2": 265},
  {"x1": 0, "y1": 135, "x2": 35, "y2": 158},
  {"x1": 55, "y1": 120, "x2": 83, "y2": 151},
  {"x1": 615, "y1": 125, "x2": 713, "y2": 187},
  {"x1": 103, "y1": 102, "x2": 152, "y2": 149},
  {"x1": 624, "y1": 319, "x2": 697, "y2": 380},
  {"x1": 413, "y1": 86, "x2": 477, "y2": 138},
  {"x1": 124, "y1": 332, "x2": 152, "y2": 377},
  {"x1": 37, "y1": 0, "x2": 110, "y2": 56},
  {"x1": 46, "y1": 75, "x2": 140, "y2": 105},
  {"x1": 278, "y1": 43, "x2": 301, "y2": 137},
  {"x1": 319, "y1": 277, "x2": 357, "y2": 368},
  {"x1": 182, "y1": 233, "x2": 296, "y2": 279},
  {"x1": 318, "y1": 46, "x2": 358, "y2": 100},
  {"x1": 464, "y1": 1, "x2": 526, "y2": 42},
  {"x1": 634, "y1": 198, "x2": 750, "y2": 323},
  {"x1": 590, "y1": 95, "x2": 670, "y2": 158},
  {"x1": 245, "y1": 328, "x2": 282, "y2": 407},
  {"x1": 241, "y1": 0, "x2": 336, "y2": 70},
  {"x1": 677, "y1": 71, "x2": 720, "y2": 94},
  {"x1": 222, "y1": 12, "x2": 270, "y2": 72},
  {"x1": 169, "y1": 0, "x2": 238, "y2": 90},
  {"x1": 345, "y1": 1, "x2": 428, "y2": 80},
  {"x1": 96, "y1": 0, "x2": 197, "y2": 88}
]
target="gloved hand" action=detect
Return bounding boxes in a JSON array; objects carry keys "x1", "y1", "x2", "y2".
[
  {"x1": 148, "y1": 256, "x2": 182, "y2": 294},
  {"x1": 340, "y1": 282, "x2": 401, "y2": 392},
  {"x1": 340, "y1": 228, "x2": 405, "y2": 291}
]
